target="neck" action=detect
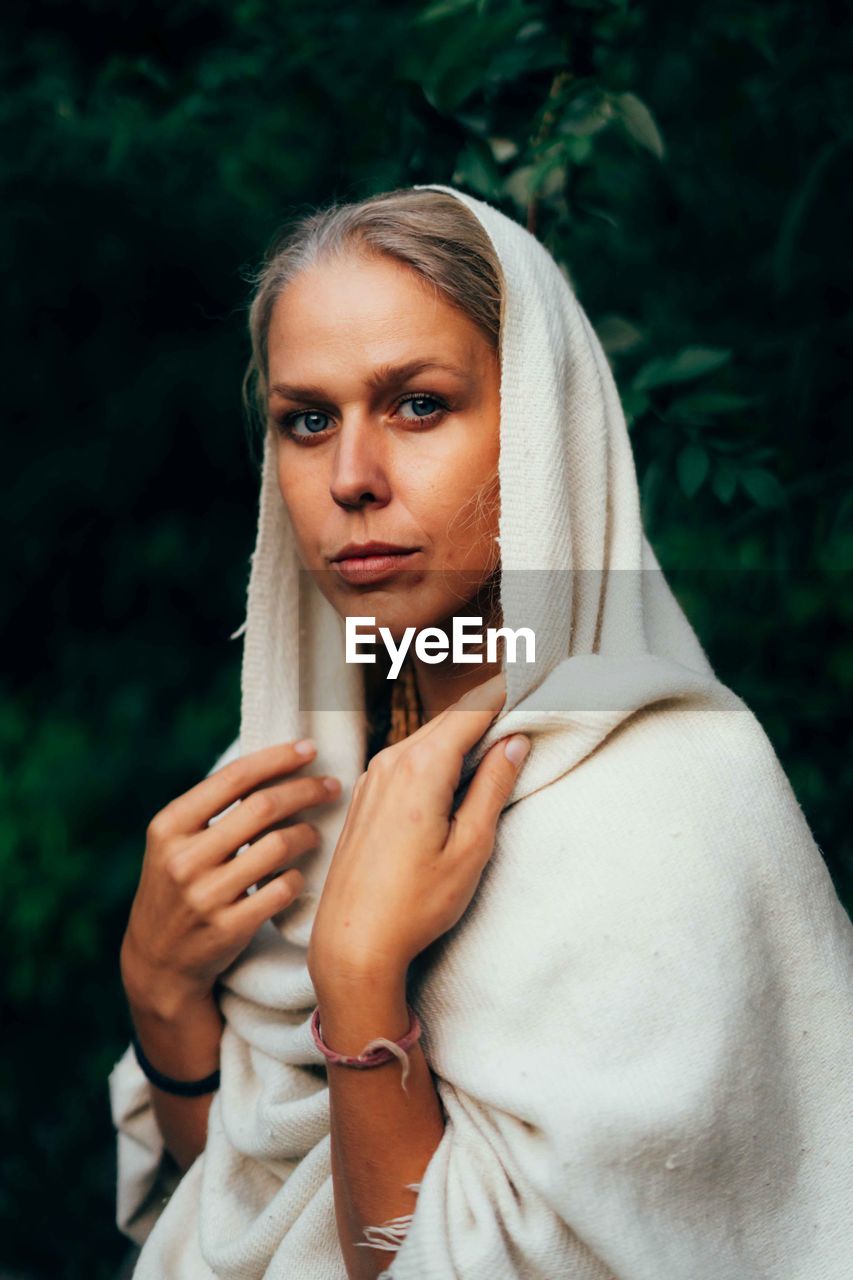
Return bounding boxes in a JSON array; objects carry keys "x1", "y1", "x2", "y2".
[
  {"x1": 411, "y1": 653, "x2": 503, "y2": 722},
  {"x1": 412, "y1": 570, "x2": 504, "y2": 722}
]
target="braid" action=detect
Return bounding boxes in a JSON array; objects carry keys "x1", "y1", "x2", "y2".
[
  {"x1": 387, "y1": 656, "x2": 424, "y2": 746},
  {"x1": 363, "y1": 654, "x2": 424, "y2": 765}
]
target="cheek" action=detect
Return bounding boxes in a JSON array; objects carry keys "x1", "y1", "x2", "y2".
[
  {"x1": 410, "y1": 424, "x2": 500, "y2": 546},
  {"x1": 276, "y1": 456, "x2": 322, "y2": 537},
  {"x1": 449, "y1": 414, "x2": 499, "y2": 495}
]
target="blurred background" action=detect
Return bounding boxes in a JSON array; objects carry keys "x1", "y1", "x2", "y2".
[{"x1": 1, "y1": 1, "x2": 850, "y2": 1275}]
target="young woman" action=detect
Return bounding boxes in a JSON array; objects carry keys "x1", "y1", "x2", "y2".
[{"x1": 111, "y1": 185, "x2": 853, "y2": 1279}]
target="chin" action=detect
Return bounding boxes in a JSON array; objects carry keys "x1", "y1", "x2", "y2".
[{"x1": 338, "y1": 591, "x2": 449, "y2": 640}]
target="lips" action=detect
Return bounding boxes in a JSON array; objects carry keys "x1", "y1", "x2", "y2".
[
  {"x1": 331, "y1": 541, "x2": 419, "y2": 562},
  {"x1": 330, "y1": 544, "x2": 422, "y2": 585}
]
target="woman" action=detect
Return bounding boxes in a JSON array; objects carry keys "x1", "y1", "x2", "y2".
[{"x1": 110, "y1": 184, "x2": 853, "y2": 1279}]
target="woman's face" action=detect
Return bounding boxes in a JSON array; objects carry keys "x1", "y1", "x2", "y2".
[{"x1": 265, "y1": 250, "x2": 502, "y2": 639}]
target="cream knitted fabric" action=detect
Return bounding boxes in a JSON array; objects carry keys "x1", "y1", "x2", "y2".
[{"x1": 109, "y1": 184, "x2": 853, "y2": 1278}]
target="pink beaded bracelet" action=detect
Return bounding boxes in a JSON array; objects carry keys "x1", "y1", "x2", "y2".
[{"x1": 310, "y1": 1002, "x2": 422, "y2": 1092}]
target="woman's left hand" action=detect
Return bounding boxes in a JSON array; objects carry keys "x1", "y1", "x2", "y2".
[{"x1": 307, "y1": 673, "x2": 531, "y2": 992}]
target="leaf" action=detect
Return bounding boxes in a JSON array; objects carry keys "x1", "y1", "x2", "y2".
[
  {"x1": 502, "y1": 164, "x2": 536, "y2": 207},
  {"x1": 558, "y1": 100, "x2": 612, "y2": 138},
  {"x1": 677, "y1": 444, "x2": 709, "y2": 498},
  {"x1": 563, "y1": 134, "x2": 594, "y2": 164},
  {"x1": 533, "y1": 160, "x2": 567, "y2": 198},
  {"x1": 596, "y1": 314, "x2": 645, "y2": 355},
  {"x1": 621, "y1": 388, "x2": 650, "y2": 428},
  {"x1": 711, "y1": 460, "x2": 738, "y2": 504},
  {"x1": 504, "y1": 152, "x2": 566, "y2": 203},
  {"x1": 488, "y1": 135, "x2": 519, "y2": 163},
  {"x1": 452, "y1": 138, "x2": 503, "y2": 198},
  {"x1": 419, "y1": 6, "x2": 555, "y2": 110},
  {"x1": 633, "y1": 346, "x2": 732, "y2": 392},
  {"x1": 611, "y1": 91, "x2": 665, "y2": 160},
  {"x1": 640, "y1": 458, "x2": 664, "y2": 523},
  {"x1": 489, "y1": 33, "x2": 567, "y2": 84},
  {"x1": 739, "y1": 467, "x2": 786, "y2": 508},
  {"x1": 773, "y1": 137, "x2": 850, "y2": 295}
]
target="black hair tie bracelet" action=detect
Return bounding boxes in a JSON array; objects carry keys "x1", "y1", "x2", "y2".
[{"x1": 130, "y1": 1027, "x2": 221, "y2": 1098}]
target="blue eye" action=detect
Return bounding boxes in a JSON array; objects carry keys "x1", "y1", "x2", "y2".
[
  {"x1": 396, "y1": 394, "x2": 446, "y2": 421},
  {"x1": 287, "y1": 410, "x2": 331, "y2": 438}
]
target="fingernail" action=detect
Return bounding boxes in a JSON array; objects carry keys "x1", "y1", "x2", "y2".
[
  {"x1": 323, "y1": 776, "x2": 341, "y2": 794},
  {"x1": 504, "y1": 735, "x2": 530, "y2": 765},
  {"x1": 294, "y1": 738, "x2": 316, "y2": 756}
]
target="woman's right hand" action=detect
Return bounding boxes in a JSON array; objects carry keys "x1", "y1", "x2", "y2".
[{"x1": 120, "y1": 738, "x2": 342, "y2": 1019}]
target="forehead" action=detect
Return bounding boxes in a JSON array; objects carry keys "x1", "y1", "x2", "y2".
[{"x1": 266, "y1": 252, "x2": 491, "y2": 377}]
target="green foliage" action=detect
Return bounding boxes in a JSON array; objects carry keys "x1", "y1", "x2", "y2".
[{"x1": 1, "y1": 1, "x2": 850, "y2": 1275}]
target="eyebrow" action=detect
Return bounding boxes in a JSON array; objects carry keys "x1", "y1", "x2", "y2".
[{"x1": 268, "y1": 358, "x2": 472, "y2": 403}]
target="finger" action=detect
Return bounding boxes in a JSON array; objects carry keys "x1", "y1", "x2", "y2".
[
  {"x1": 152, "y1": 739, "x2": 321, "y2": 838},
  {"x1": 394, "y1": 670, "x2": 507, "y2": 753},
  {"x1": 449, "y1": 734, "x2": 531, "y2": 857},
  {"x1": 407, "y1": 671, "x2": 508, "y2": 764},
  {"x1": 228, "y1": 866, "x2": 306, "y2": 935},
  {"x1": 455, "y1": 670, "x2": 507, "y2": 713},
  {"x1": 202, "y1": 822, "x2": 320, "y2": 907},
  {"x1": 184, "y1": 774, "x2": 341, "y2": 873}
]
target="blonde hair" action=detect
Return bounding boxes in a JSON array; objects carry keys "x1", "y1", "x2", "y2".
[{"x1": 242, "y1": 188, "x2": 505, "y2": 749}]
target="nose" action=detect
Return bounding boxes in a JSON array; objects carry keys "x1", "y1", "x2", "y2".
[{"x1": 329, "y1": 413, "x2": 392, "y2": 511}]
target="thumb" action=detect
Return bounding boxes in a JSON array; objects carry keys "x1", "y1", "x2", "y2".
[{"x1": 451, "y1": 734, "x2": 531, "y2": 851}]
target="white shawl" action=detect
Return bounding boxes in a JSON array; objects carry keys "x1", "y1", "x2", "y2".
[{"x1": 110, "y1": 183, "x2": 853, "y2": 1278}]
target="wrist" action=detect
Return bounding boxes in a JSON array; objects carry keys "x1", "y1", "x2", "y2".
[
  {"x1": 309, "y1": 939, "x2": 408, "y2": 1000},
  {"x1": 128, "y1": 987, "x2": 224, "y2": 1085},
  {"x1": 127, "y1": 984, "x2": 221, "y2": 1031},
  {"x1": 121, "y1": 936, "x2": 212, "y2": 1023},
  {"x1": 314, "y1": 973, "x2": 411, "y2": 1059}
]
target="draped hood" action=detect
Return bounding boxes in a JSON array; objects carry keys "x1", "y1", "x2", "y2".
[{"x1": 235, "y1": 181, "x2": 737, "y2": 952}]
